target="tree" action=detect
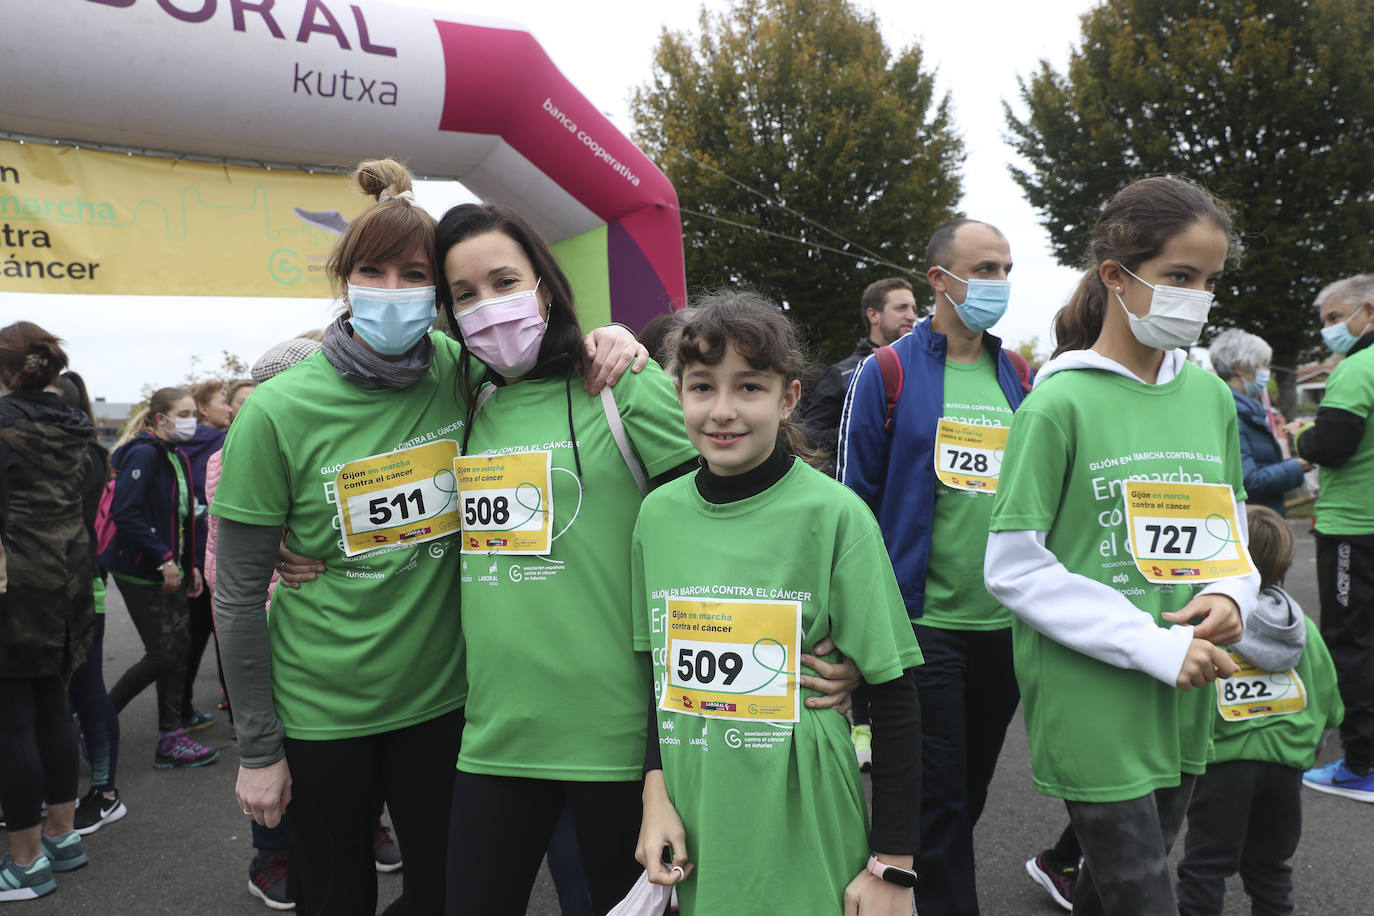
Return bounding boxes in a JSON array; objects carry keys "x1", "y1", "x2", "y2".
[
  {"x1": 137, "y1": 350, "x2": 250, "y2": 402},
  {"x1": 1005, "y1": 0, "x2": 1374, "y2": 412},
  {"x1": 632, "y1": 0, "x2": 964, "y2": 361}
]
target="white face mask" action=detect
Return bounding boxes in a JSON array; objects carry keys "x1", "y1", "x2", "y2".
[
  {"x1": 164, "y1": 415, "x2": 197, "y2": 442},
  {"x1": 1114, "y1": 264, "x2": 1214, "y2": 350}
]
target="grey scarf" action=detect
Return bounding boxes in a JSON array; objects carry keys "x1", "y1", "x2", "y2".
[{"x1": 321, "y1": 314, "x2": 434, "y2": 390}]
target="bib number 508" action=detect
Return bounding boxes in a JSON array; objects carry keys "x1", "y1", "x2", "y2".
[
  {"x1": 463, "y1": 495, "x2": 510, "y2": 526},
  {"x1": 676, "y1": 647, "x2": 743, "y2": 686}
]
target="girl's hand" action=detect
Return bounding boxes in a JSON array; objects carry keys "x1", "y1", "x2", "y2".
[
  {"x1": 276, "y1": 544, "x2": 325, "y2": 588},
  {"x1": 1176, "y1": 639, "x2": 1239, "y2": 690},
  {"x1": 1162, "y1": 594, "x2": 1242, "y2": 645},
  {"x1": 636, "y1": 770, "x2": 692, "y2": 886},
  {"x1": 160, "y1": 561, "x2": 183, "y2": 594},
  {"x1": 843, "y1": 869, "x2": 914, "y2": 916},
  {"x1": 187, "y1": 567, "x2": 205, "y2": 598},
  {"x1": 801, "y1": 637, "x2": 861, "y2": 713},
  {"x1": 583, "y1": 325, "x2": 649, "y2": 395},
  {"x1": 237, "y1": 758, "x2": 292, "y2": 828}
]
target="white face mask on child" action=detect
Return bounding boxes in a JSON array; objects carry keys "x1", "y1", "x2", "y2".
[{"x1": 1114, "y1": 264, "x2": 1214, "y2": 350}]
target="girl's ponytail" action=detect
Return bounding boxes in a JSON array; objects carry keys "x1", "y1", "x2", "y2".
[{"x1": 1053, "y1": 270, "x2": 1110, "y2": 358}]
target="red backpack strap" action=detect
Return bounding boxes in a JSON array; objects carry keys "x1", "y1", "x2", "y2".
[
  {"x1": 1005, "y1": 348, "x2": 1033, "y2": 394},
  {"x1": 873, "y1": 345, "x2": 903, "y2": 431}
]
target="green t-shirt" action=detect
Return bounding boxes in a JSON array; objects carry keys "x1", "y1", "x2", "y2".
[
  {"x1": 924, "y1": 351, "x2": 1014, "y2": 630},
  {"x1": 212, "y1": 333, "x2": 469, "y2": 741},
  {"x1": 457, "y1": 362, "x2": 697, "y2": 781},
  {"x1": 1211, "y1": 615, "x2": 1344, "y2": 770},
  {"x1": 1312, "y1": 345, "x2": 1374, "y2": 535},
  {"x1": 990, "y1": 362, "x2": 1246, "y2": 802},
  {"x1": 631, "y1": 459, "x2": 923, "y2": 915}
]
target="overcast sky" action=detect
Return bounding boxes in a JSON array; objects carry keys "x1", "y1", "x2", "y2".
[{"x1": 1, "y1": 0, "x2": 1096, "y2": 403}]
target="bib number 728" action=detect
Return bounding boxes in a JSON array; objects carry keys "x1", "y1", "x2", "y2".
[{"x1": 943, "y1": 449, "x2": 989, "y2": 474}]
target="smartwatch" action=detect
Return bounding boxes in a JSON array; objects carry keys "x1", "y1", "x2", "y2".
[{"x1": 867, "y1": 855, "x2": 918, "y2": 888}]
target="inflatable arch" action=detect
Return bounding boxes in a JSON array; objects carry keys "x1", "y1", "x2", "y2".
[{"x1": 1, "y1": 0, "x2": 684, "y2": 328}]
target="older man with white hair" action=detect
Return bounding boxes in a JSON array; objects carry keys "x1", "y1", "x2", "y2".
[
  {"x1": 1296, "y1": 274, "x2": 1374, "y2": 803},
  {"x1": 1210, "y1": 328, "x2": 1307, "y2": 515}
]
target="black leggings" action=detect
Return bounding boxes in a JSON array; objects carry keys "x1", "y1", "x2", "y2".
[
  {"x1": 180, "y1": 589, "x2": 219, "y2": 719},
  {"x1": 446, "y1": 772, "x2": 643, "y2": 916},
  {"x1": 284, "y1": 708, "x2": 463, "y2": 916},
  {"x1": 108, "y1": 577, "x2": 190, "y2": 733},
  {"x1": 68, "y1": 614, "x2": 120, "y2": 792},
  {"x1": 0, "y1": 676, "x2": 79, "y2": 832}
]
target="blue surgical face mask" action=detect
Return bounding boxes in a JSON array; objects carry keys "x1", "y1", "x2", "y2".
[
  {"x1": 1244, "y1": 367, "x2": 1270, "y2": 398},
  {"x1": 347, "y1": 284, "x2": 437, "y2": 356},
  {"x1": 938, "y1": 267, "x2": 1010, "y2": 332},
  {"x1": 1322, "y1": 310, "x2": 1368, "y2": 356}
]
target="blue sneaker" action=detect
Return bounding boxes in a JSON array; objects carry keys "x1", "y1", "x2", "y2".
[
  {"x1": 181, "y1": 710, "x2": 216, "y2": 732},
  {"x1": 1302, "y1": 758, "x2": 1374, "y2": 802},
  {"x1": 40, "y1": 830, "x2": 89, "y2": 872},
  {"x1": 0, "y1": 854, "x2": 56, "y2": 901}
]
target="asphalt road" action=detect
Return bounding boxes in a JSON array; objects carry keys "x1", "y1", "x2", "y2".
[{"x1": 5, "y1": 520, "x2": 1370, "y2": 914}]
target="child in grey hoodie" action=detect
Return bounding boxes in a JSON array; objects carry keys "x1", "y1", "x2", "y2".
[{"x1": 1175, "y1": 505, "x2": 1344, "y2": 916}]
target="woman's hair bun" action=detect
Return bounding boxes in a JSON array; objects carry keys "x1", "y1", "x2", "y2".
[{"x1": 354, "y1": 158, "x2": 414, "y2": 202}]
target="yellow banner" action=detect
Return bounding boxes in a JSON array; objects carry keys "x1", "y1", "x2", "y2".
[
  {"x1": 1216, "y1": 653, "x2": 1307, "y2": 721},
  {"x1": 0, "y1": 139, "x2": 367, "y2": 297},
  {"x1": 454, "y1": 451, "x2": 554, "y2": 555},
  {"x1": 934, "y1": 418, "x2": 1008, "y2": 493},
  {"x1": 1122, "y1": 480, "x2": 1257, "y2": 584},
  {"x1": 660, "y1": 596, "x2": 801, "y2": 723},
  {"x1": 335, "y1": 440, "x2": 462, "y2": 557}
]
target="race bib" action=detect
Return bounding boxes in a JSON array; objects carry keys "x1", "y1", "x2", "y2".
[
  {"x1": 334, "y1": 440, "x2": 461, "y2": 557},
  {"x1": 1123, "y1": 481, "x2": 1256, "y2": 583},
  {"x1": 934, "y1": 419, "x2": 1007, "y2": 493},
  {"x1": 454, "y1": 450, "x2": 553, "y2": 555},
  {"x1": 660, "y1": 596, "x2": 802, "y2": 723},
  {"x1": 1217, "y1": 653, "x2": 1307, "y2": 721}
]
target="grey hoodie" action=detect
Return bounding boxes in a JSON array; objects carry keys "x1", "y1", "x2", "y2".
[{"x1": 1231, "y1": 586, "x2": 1306, "y2": 671}]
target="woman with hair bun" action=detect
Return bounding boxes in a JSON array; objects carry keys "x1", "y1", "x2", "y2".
[
  {"x1": 0, "y1": 321, "x2": 96, "y2": 899},
  {"x1": 213, "y1": 159, "x2": 647, "y2": 914}
]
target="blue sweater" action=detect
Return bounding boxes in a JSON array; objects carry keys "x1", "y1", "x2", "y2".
[
  {"x1": 1232, "y1": 387, "x2": 1303, "y2": 516},
  {"x1": 836, "y1": 318, "x2": 1027, "y2": 618}
]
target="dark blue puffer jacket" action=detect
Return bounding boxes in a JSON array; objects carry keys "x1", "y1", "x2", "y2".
[
  {"x1": 1232, "y1": 387, "x2": 1304, "y2": 516},
  {"x1": 99, "y1": 432, "x2": 197, "y2": 579}
]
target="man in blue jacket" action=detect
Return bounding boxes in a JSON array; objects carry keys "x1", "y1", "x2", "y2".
[{"x1": 838, "y1": 218, "x2": 1025, "y2": 916}]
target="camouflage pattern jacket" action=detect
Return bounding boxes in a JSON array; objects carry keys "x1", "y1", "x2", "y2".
[{"x1": 0, "y1": 391, "x2": 95, "y2": 678}]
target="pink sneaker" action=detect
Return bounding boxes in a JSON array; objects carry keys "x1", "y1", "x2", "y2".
[{"x1": 154, "y1": 728, "x2": 221, "y2": 768}]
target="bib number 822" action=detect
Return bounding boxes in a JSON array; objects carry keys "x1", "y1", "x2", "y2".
[
  {"x1": 1222, "y1": 679, "x2": 1271, "y2": 702},
  {"x1": 463, "y1": 495, "x2": 510, "y2": 527},
  {"x1": 676, "y1": 647, "x2": 743, "y2": 686}
]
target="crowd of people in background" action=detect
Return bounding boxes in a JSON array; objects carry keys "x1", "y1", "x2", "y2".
[{"x1": 1, "y1": 165, "x2": 1371, "y2": 916}]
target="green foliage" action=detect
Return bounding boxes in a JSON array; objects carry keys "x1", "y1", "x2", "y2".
[
  {"x1": 1005, "y1": 0, "x2": 1374, "y2": 378},
  {"x1": 1013, "y1": 337, "x2": 1047, "y2": 371},
  {"x1": 632, "y1": 0, "x2": 964, "y2": 361}
]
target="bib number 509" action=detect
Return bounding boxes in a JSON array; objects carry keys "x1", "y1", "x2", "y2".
[{"x1": 676, "y1": 647, "x2": 743, "y2": 686}]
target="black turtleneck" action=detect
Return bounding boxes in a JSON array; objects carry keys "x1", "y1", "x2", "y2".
[{"x1": 693, "y1": 442, "x2": 794, "y2": 503}]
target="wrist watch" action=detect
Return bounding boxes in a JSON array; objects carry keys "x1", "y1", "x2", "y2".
[{"x1": 867, "y1": 855, "x2": 918, "y2": 888}]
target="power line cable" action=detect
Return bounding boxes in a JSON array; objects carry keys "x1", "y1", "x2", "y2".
[
  {"x1": 669, "y1": 147, "x2": 900, "y2": 269},
  {"x1": 674, "y1": 204, "x2": 918, "y2": 275}
]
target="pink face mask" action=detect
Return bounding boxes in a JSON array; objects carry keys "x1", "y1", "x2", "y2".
[{"x1": 455, "y1": 280, "x2": 548, "y2": 377}]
